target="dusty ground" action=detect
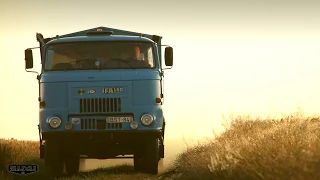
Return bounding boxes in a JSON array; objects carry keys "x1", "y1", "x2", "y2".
[{"x1": 79, "y1": 137, "x2": 194, "y2": 173}]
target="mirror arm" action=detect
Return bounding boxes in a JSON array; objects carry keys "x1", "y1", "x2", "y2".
[
  {"x1": 162, "y1": 66, "x2": 173, "y2": 70},
  {"x1": 25, "y1": 69, "x2": 39, "y2": 75},
  {"x1": 27, "y1": 47, "x2": 40, "y2": 50}
]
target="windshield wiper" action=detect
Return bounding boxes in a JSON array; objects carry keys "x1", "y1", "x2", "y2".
[
  {"x1": 70, "y1": 58, "x2": 92, "y2": 64},
  {"x1": 109, "y1": 58, "x2": 130, "y2": 63}
]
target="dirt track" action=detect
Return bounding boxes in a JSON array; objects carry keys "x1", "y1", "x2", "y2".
[{"x1": 79, "y1": 138, "x2": 191, "y2": 173}]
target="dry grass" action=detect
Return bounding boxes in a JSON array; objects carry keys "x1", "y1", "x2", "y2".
[
  {"x1": 2, "y1": 110, "x2": 320, "y2": 179},
  {"x1": 0, "y1": 138, "x2": 39, "y2": 171},
  {"x1": 0, "y1": 138, "x2": 40, "y2": 179},
  {"x1": 171, "y1": 111, "x2": 320, "y2": 180}
]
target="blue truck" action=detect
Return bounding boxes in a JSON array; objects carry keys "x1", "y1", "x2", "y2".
[{"x1": 24, "y1": 26, "x2": 173, "y2": 177}]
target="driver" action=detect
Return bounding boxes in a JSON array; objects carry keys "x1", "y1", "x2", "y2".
[
  {"x1": 119, "y1": 45, "x2": 143, "y2": 59},
  {"x1": 118, "y1": 45, "x2": 153, "y2": 68}
]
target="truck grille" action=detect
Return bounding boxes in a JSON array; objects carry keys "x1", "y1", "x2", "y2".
[
  {"x1": 107, "y1": 123, "x2": 123, "y2": 129},
  {"x1": 79, "y1": 98, "x2": 121, "y2": 113},
  {"x1": 81, "y1": 118, "x2": 96, "y2": 129}
]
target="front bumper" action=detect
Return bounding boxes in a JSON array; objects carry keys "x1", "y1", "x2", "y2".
[
  {"x1": 41, "y1": 130, "x2": 162, "y2": 142},
  {"x1": 39, "y1": 130, "x2": 164, "y2": 159}
]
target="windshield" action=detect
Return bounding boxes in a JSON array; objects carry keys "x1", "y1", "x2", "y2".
[{"x1": 44, "y1": 42, "x2": 155, "y2": 71}]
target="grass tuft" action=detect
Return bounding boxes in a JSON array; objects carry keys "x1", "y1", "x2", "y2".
[{"x1": 171, "y1": 111, "x2": 320, "y2": 180}]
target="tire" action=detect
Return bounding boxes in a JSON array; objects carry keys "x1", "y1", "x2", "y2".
[
  {"x1": 44, "y1": 141, "x2": 64, "y2": 178},
  {"x1": 144, "y1": 138, "x2": 160, "y2": 175},
  {"x1": 65, "y1": 155, "x2": 80, "y2": 176},
  {"x1": 134, "y1": 143, "x2": 144, "y2": 173},
  {"x1": 134, "y1": 154, "x2": 144, "y2": 173}
]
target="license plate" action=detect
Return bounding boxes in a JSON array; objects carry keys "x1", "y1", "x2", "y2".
[{"x1": 106, "y1": 116, "x2": 133, "y2": 123}]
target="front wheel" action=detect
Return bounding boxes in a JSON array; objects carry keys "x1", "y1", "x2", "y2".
[
  {"x1": 134, "y1": 141, "x2": 144, "y2": 173},
  {"x1": 65, "y1": 155, "x2": 80, "y2": 176},
  {"x1": 134, "y1": 153, "x2": 144, "y2": 173},
  {"x1": 144, "y1": 138, "x2": 160, "y2": 175},
  {"x1": 44, "y1": 141, "x2": 64, "y2": 178}
]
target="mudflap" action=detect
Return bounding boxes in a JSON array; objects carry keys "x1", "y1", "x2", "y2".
[
  {"x1": 40, "y1": 144, "x2": 44, "y2": 159},
  {"x1": 160, "y1": 121, "x2": 165, "y2": 158},
  {"x1": 159, "y1": 144, "x2": 164, "y2": 158},
  {"x1": 38, "y1": 124, "x2": 44, "y2": 159}
]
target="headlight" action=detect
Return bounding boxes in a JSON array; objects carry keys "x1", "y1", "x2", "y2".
[
  {"x1": 48, "y1": 117, "x2": 62, "y2": 129},
  {"x1": 140, "y1": 114, "x2": 154, "y2": 126}
]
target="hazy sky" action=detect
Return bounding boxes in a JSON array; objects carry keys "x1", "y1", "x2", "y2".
[{"x1": 1, "y1": 0, "x2": 320, "y2": 141}]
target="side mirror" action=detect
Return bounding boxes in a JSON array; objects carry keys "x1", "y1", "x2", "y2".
[
  {"x1": 25, "y1": 49, "x2": 34, "y2": 69},
  {"x1": 164, "y1": 46, "x2": 173, "y2": 66}
]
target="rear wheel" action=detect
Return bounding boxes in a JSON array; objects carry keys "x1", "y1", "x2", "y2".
[{"x1": 44, "y1": 141, "x2": 64, "y2": 178}]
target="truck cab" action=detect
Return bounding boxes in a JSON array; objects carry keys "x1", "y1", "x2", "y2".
[{"x1": 24, "y1": 26, "x2": 173, "y2": 177}]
